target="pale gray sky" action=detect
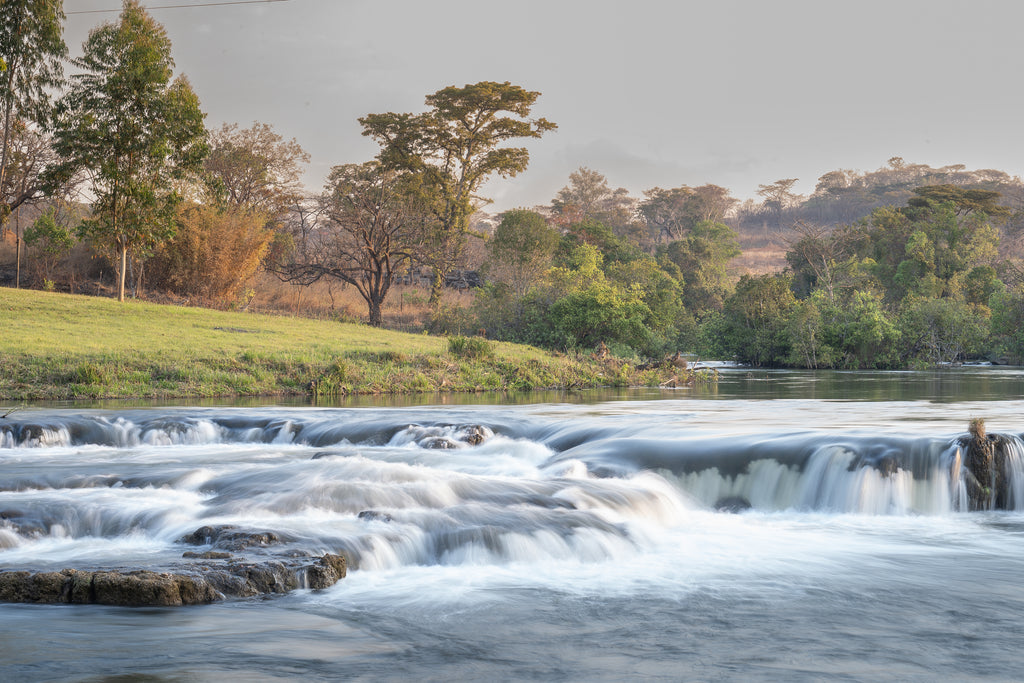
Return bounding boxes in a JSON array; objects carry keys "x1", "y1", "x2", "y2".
[{"x1": 65, "y1": 0, "x2": 1024, "y2": 211}]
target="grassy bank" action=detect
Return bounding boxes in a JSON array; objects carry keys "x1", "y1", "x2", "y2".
[{"x1": 0, "y1": 288, "x2": 695, "y2": 401}]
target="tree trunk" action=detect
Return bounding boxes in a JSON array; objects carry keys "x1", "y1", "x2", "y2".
[
  {"x1": 368, "y1": 299, "x2": 383, "y2": 327},
  {"x1": 428, "y1": 268, "x2": 446, "y2": 308},
  {"x1": 118, "y1": 246, "x2": 128, "y2": 302},
  {"x1": 15, "y1": 224, "x2": 21, "y2": 289}
]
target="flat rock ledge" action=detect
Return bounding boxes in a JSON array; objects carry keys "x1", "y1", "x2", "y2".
[{"x1": 0, "y1": 553, "x2": 347, "y2": 607}]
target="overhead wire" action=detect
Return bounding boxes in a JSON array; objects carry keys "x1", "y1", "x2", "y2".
[{"x1": 67, "y1": 0, "x2": 291, "y2": 14}]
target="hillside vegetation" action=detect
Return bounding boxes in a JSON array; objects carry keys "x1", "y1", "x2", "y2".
[{"x1": 0, "y1": 288, "x2": 693, "y2": 401}]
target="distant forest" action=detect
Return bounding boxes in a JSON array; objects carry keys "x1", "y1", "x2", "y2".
[{"x1": 730, "y1": 158, "x2": 1024, "y2": 245}]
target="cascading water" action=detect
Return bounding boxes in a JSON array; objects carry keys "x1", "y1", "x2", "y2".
[
  {"x1": 5, "y1": 388, "x2": 1024, "y2": 680},
  {"x1": 1, "y1": 405, "x2": 1022, "y2": 576}
]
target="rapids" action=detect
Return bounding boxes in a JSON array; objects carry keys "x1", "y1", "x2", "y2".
[{"x1": 3, "y1": 370, "x2": 1024, "y2": 680}]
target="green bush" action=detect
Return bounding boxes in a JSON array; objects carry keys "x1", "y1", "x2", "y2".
[
  {"x1": 448, "y1": 335, "x2": 494, "y2": 360},
  {"x1": 72, "y1": 362, "x2": 106, "y2": 385}
]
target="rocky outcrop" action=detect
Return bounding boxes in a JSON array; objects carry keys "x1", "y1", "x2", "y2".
[
  {"x1": 418, "y1": 424, "x2": 493, "y2": 449},
  {"x1": 959, "y1": 419, "x2": 1012, "y2": 511},
  {"x1": 0, "y1": 568, "x2": 219, "y2": 606},
  {"x1": 0, "y1": 553, "x2": 347, "y2": 607}
]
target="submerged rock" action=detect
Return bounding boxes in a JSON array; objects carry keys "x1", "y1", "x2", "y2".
[
  {"x1": 0, "y1": 553, "x2": 347, "y2": 607},
  {"x1": 178, "y1": 525, "x2": 287, "y2": 551},
  {"x1": 311, "y1": 451, "x2": 338, "y2": 460},
  {"x1": 410, "y1": 424, "x2": 494, "y2": 449},
  {"x1": 420, "y1": 437, "x2": 460, "y2": 450},
  {"x1": 873, "y1": 455, "x2": 899, "y2": 478},
  {"x1": 714, "y1": 496, "x2": 752, "y2": 513},
  {"x1": 357, "y1": 510, "x2": 393, "y2": 522},
  {"x1": 457, "y1": 425, "x2": 491, "y2": 446}
]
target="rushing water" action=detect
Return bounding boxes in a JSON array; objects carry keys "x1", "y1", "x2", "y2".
[{"x1": 4, "y1": 369, "x2": 1024, "y2": 681}]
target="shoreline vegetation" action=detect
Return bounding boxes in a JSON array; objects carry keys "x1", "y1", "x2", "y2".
[{"x1": 0, "y1": 288, "x2": 711, "y2": 402}]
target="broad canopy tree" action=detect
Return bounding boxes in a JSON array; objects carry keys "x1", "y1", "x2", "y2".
[
  {"x1": 486, "y1": 208, "x2": 559, "y2": 300},
  {"x1": 52, "y1": 0, "x2": 207, "y2": 302},
  {"x1": 757, "y1": 178, "x2": 801, "y2": 228},
  {"x1": 843, "y1": 191, "x2": 1002, "y2": 304},
  {"x1": 360, "y1": 81, "x2": 556, "y2": 306},
  {"x1": 274, "y1": 162, "x2": 429, "y2": 327},
  {"x1": 551, "y1": 167, "x2": 633, "y2": 226},
  {"x1": 641, "y1": 184, "x2": 737, "y2": 243}
]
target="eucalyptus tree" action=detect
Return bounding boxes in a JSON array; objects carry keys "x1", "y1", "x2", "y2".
[
  {"x1": 360, "y1": 81, "x2": 556, "y2": 306},
  {"x1": 52, "y1": 0, "x2": 207, "y2": 302},
  {"x1": 0, "y1": 0, "x2": 66, "y2": 220}
]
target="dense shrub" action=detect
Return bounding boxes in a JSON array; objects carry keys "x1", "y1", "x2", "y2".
[
  {"x1": 148, "y1": 205, "x2": 273, "y2": 303},
  {"x1": 448, "y1": 335, "x2": 494, "y2": 359}
]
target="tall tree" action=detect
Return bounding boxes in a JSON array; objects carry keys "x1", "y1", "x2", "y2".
[
  {"x1": 204, "y1": 121, "x2": 309, "y2": 217},
  {"x1": 148, "y1": 204, "x2": 274, "y2": 303},
  {"x1": 657, "y1": 219, "x2": 741, "y2": 313},
  {"x1": 720, "y1": 273, "x2": 798, "y2": 366},
  {"x1": 552, "y1": 167, "x2": 626, "y2": 221},
  {"x1": 849, "y1": 194, "x2": 1001, "y2": 303},
  {"x1": 486, "y1": 208, "x2": 559, "y2": 300},
  {"x1": 641, "y1": 186, "x2": 693, "y2": 242},
  {"x1": 52, "y1": 0, "x2": 208, "y2": 301},
  {"x1": 360, "y1": 81, "x2": 556, "y2": 306},
  {"x1": 552, "y1": 167, "x2": 642, "y2": 247},
  {"x1": 784, "y1": 220, "x2": 854, "y2": 301},
  {"x1": 642, "y1": 183, "x2": 737, "y2": 242},
  {"x1": 756, "y1": 178, "x2": 800, "y2": 229},
  {"x1": 1, "y1": 117, "x2": 57, "y2": 215},
  {"x1": 2, "y1": 119, "x2": 65, "y2": 286},
  {"x1": 274, "y1": 162, "x2": 428, "y2": 326},
  {"x1": 0, "y1": 0, "x2": 66, "y2": 221}
]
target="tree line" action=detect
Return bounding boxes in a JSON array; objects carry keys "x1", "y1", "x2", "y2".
[
  {"x1": 470, "y1": 168, "x2": 1024, "y2": 368},
  {"x1": 5, "y1": 1, "x2": 1024, "y2": 368}
]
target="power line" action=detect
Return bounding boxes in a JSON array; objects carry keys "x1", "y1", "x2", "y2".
[{"x1": 67, "y1": 0, "x2": 291, "y2": 14}]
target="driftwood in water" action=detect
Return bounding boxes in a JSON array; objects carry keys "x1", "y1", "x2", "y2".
[{"x1": 960, "y1": 419, "x2": 1011, "y2": 510}]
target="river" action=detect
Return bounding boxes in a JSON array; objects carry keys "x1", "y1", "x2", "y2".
[{"x1": 2, "y1": 368, "x2": 1024, "y2": 681}]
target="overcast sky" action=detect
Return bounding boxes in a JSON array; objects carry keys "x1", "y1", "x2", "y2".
[{"x1": 64, "y1": 0, "x2": 1024, "y2": 212}]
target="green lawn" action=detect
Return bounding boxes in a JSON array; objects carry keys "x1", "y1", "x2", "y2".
[{"x1": 0, "y1": 288, "x2": 639, "y2": 400}]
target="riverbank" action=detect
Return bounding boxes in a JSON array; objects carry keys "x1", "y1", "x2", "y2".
[{"x1": 0, "y1": 288, "x2": 696, "y2": 401}]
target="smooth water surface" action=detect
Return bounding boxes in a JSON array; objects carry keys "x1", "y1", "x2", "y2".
[{"x1": 3, "y1": 369, "x2": 1024, "y2": 682}]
